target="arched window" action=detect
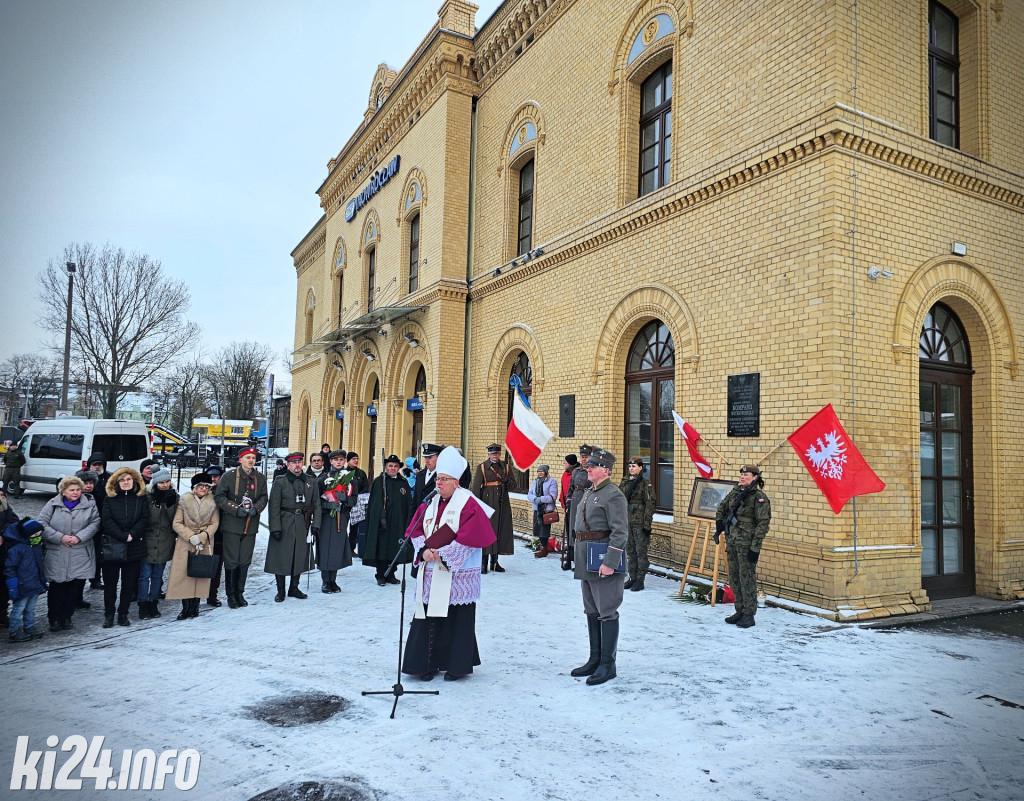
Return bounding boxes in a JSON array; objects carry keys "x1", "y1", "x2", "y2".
[
  {"x1": 367, "y1": 248, "x2": 377, "y2": 313},
  {"x1": 639, "y1": 61, "x2": 672, "y2": 196},
  {"x1": 517, "y1": 159, "x2": 534, "y2": 256},
  {"x1": 303, "y1": 291, "x2": 315, "y2": 346},
  {"x1": 408, "y1": 214, "x2": 420, "y2": 294},
  {"x1": 506, "y1": 351, "x2": 533, "y2": 494},
  {"x1": 411, "y1": 365, "x2": 426, "y2": 458},
  {"x1": 919, "y1": 302, "x2": 969, "y2": 365},
  {"x1": 625, "y1": 320, "x2": 675, "y2": 511},
  {"x1": 929, "y1": 2, "x2": 959, "y2": 148},
  {"x1": 367, "y1": 377, "x2": 380, "y2": 479}
]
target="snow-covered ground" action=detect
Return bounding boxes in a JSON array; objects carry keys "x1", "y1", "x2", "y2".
[{"x1": 2, "y1": 491, "x2": 1022, "y2": 800}]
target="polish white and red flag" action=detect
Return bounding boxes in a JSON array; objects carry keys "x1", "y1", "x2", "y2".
[
  {"x1": 671, "y1": 411, "x2": 713, "y2": 478},
  {"x1": 788, "y1": 404, "x2": 885, "y2": 514},
  {"x1": 505, "y1": 390, "x2": 554, "y2": 470}
]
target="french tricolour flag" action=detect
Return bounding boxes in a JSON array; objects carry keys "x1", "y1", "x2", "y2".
[{"x1": 505, "y1": 391, "x2": 554, "y2": 471}]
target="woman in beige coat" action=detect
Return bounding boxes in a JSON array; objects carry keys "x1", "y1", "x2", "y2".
[{"x1": 168, "y1": 473, "x2": 219, "y2": 620}]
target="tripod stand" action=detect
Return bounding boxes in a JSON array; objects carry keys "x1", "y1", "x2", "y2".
[{"x1": 361, "y1": 534, "x2": 438, "y2": 717}]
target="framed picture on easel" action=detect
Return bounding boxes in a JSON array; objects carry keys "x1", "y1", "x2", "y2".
[{"x1": 687, "y1": 477, "x2": 737, "y2": 520}]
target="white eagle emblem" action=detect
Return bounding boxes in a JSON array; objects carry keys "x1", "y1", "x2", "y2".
[{"x1": 804, "y1": 430, "x2": 847, "y2": 480}]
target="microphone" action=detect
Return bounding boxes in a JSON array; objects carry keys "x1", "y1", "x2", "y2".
[{"x1": 421, "y1": 487, "x2": 439, "y2": 505}]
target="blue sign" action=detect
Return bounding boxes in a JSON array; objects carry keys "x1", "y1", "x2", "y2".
[
  {"x1": 367, "y1": 404, "x2": 377, "y2": 417},
  {"x1": 406, "y1": 398, "x2": 423, "y2": 411},
  {"x1": 335, "y1": 409, "x2": 344, "y2": 420},
  {"x1": 345, "y1": 155, "x2": 401, "y2": 222}
]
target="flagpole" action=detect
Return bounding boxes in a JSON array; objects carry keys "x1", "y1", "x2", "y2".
[
  {"x1": 754, "y1": 439, "x2": 788, "y2": 466},
  {"x1": 697, "y1": 437, "x2": 730, "y2": 464}
]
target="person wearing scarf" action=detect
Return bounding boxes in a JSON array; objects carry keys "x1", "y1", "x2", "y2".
[
  {"x1": 715, "y1": 464, "x2": 771, "y2": 629},
  {"x1": 316, "y1": 449, "x2": 356, "y2": 593},
  {"x1": 265, "y1": 452, "x2": 321, "y2": 601},
  {"x1": 527, "y1": 465, "x2": 558, "y2": 557},
  {"x1": 101, "y1": 468, "x2": 149, "y2": 627},
  {"x1": 618, "y1": 457, "x2": 656, "y2": 591},
  {"x1": 139, "y1": 469, "x2": 178, "y2": 619},
  {"x1": 363, "y1": 454, "x2": 413, "y2": 586},
  {"x1": 38, "y1": 476, "x2": 100, "y2": 631},
  {"x1": 401, "y1": 446, "x2": 497, "y2": 681},
  {"x1": 168, "y1": 473, "x2": 220, "y2": 619}
]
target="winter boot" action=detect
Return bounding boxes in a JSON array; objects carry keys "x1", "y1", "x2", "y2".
[
  {"x1": 8, "y1": 628, "x2": 29, "y2": 643},
  {"x1": 151, "y1": 599, "x2": 161, "y2": 618},
  {"x1": 206, "y1": 595, "x2": 223, "y2": 608},
  {"x1": 102, "y1": 615, "x2": 115, "y2": 628},
  {"x1": 490, "y1": 556, "x2": 505, "y2": 573},
  {"x1": 236, "y1": 565, "x2": 249, "y2": 606},
  {"x1": 481, "y1": 558, "x2": 488, "y2": 575},
  {"x1": 570, "y1": 616, "x2": 602, "y2": 677},
  {"x1": 288, "y1": 577, "x2": 307, "y2": 599},
  {"x1": 736, "y1": 614, "x2": 756, "y2": 628},
  {"x1": 224, "y1": 568, "x2": 240, "y2": 608},
  {"x1": 275, "y1": 575, "x2": 286, "y2": 602},
  {"x1": 189, "y1": 598, "x2": 201, "y2": 618},
  {"x1": 26, "y1": 625, "x2": 44, "y2": 639},
  {"x1": 384, "y1": 568, "x2": 400, "y2": 585},
  {"x1": 623, "y1": 575, "x2": 635, "y2": 590},
  {"x1": 534, "y1": 545, "x2": 549, "y2": 558},
  {"x1": 138, "y1": 601, "x2": 151, "y2": 620},
  {"x1": 586, "y1": 618, "x2": 619, "y2": 686},
  {"x1": 177, "y1": 601, "x2": 191, "y2": 620},
  {"x1": 724, "y1": 610, "x2": 744, "y2": 624},
  {"x1": 49, "y1": 620, "x2": 62, "y2": 633},
  {"x1": 117, "y1": 613, "x2": 131, "y2": 627},
  {"x1": 629, "y1": 576, "x2": 645, "y2": 592}
]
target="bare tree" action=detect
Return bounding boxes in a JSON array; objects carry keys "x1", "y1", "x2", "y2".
[
  {"x1": 201, "y1": 343, "x2": 274, "y2": 424},
  {"x1": 149, "y1": 354, "x2": 211, "y2": 436},
  {"x1": 37, "y1": 242, "x2": 200, "y2": 417},
  {"x1": 0, "y1": 353, "x2": 62, "y2": 419}
]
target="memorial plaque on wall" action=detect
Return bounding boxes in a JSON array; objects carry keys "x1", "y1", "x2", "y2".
[
  {"x1": 727, "y1": 373, "x2": 760, "y2": 437},
  {"x1": 559, "y1": 394, "x2": 576, "y2": 438}
]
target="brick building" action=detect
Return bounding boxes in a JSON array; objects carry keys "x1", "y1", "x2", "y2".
[{"x1": 290, "y1": 0, "x2": 1024, "y2": 618}]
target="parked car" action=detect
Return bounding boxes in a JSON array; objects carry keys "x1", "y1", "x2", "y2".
[{"x1": 15, "y1": 418, "x2": 151, "y2": 493}]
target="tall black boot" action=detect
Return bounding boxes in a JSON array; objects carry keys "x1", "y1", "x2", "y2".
[
  {"x1": 236, "y1": 565, "x2": 250, "y2": 606},
  {"x1": 189, "y1": 598, "x2": 201, "y2": 618},
  {"x1": 490, "y1": 555, "x2": 505, "y2": 573},
  {"x1": 587, "y1": 618, "x2": 619, "y2": 685},
  {"x1": 275, "y1": 575, "x2": 286, "y2": 602},
  {"x1": 481, "y1": 555, "x2": 488, "y2": 575},
  {"x1": 288, "y1": 576, "x2": 308, "y2": 599},
  {"x1": 570, "y1": 615, "x2": 602, "y2": 677},
  {"x1": 177, "y1": 601, "x2": 191, "y2": 620},
  {"x1": 225, "y1": 568, "x2": 239, "y2": 609}
]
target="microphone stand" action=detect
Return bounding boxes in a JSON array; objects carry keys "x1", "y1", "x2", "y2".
[{"x1": 361, "y1": 531, "x2": 438, "y2": 717}]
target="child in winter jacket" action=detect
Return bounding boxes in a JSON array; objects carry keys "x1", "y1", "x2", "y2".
[{"x1": 4, "y1": 518, "x2": 47, "y2": 642}]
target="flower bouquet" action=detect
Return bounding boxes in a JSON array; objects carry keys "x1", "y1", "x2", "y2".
[{"x1": 321, "y1": 471, "x2": 353, "y2": 516}]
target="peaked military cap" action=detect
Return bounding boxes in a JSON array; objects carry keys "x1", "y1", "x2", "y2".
[
  {"x1": 579, "y1": 444, "x2": 593, "y2": 456},
  {"x1": 486, "y1": 443, "x2": 501, "y2": 453},
  {"x1": 587, "y1": 447, "x2": 616, "y2": 470},
  {"x1": 422, "y1": 443, "x2": 443, "y2": 456}
]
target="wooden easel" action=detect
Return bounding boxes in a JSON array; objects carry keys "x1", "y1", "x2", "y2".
[{"x1": 676, "y1": 457, "x2": 729, "y2": 606}]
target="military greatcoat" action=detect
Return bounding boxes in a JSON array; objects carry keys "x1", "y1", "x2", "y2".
[
  {"x1": 363, "y1": 472, "x2": 413, "y2": 569},
  {"x1": 213, "y1": 466, "x2": 268, "y2": 568},
  {"x1": 471, "y1": 459, "x2": 514, "y2": 557},
  {"x1": 265, "y1": 471, "x2": 321, "y2": 576}
]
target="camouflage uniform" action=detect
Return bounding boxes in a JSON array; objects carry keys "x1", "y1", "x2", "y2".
[
  {"x1": 2, "y1": 446, "x2": 25, "y2": 496},
  {"x1": 617, "y1": 474, "x2": 655, "y2": 588},
  {"x1": 716, "y1": 483, "x2": 771, "y2": 617}
]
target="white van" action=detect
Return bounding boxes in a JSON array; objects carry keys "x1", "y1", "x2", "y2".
[{"x1": 16, "y1": 418, "x2": 152, "y2": 493}]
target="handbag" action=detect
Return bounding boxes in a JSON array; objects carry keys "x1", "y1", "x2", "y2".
[
  {"x1": 101, "y1": 538, "x2": 128, "y2": 563},
  {"x1": 187, "y1": 550, "x2": 219, "y2": 579},
  {"x1": 542, "y1": 509, "x2": 560, "y2": 525}
]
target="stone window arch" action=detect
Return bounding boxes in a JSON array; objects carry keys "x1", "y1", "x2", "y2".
[
  {"x1": 500, "y1": 103, "x2": 547, "y2": 262},
  {"x1": 506, "y1": 350, "x2": 533, "y2": 494},
  {"x1": 361, "y1": 210, "x2": 381, "y2": 314},
  {"x1": 398, "y1": 168, "x2": 427, "y2": 297},
  {"x1": 303, "y1": 288, "x2": 316, "y2": 346},
  {"x1": 333, "y1": 237, "x2": 347, "y2": 328}
]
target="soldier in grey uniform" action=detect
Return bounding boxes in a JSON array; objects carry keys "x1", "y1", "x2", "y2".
[
  {"x1": 265, "y1": 452, "x2": 321, "y2": 602},
  {"x1": 213, "y1": 447, "x2": 268, "y2": 609},
  {"x1": 570, "y1": 447, "x2": 628, "y2": 686},
  {"x1": 561, "y1": 444, "x2": 593, "y2": 571},
  {"x1": 715, "y1": 464, "x2": 771, "y2": 628}
]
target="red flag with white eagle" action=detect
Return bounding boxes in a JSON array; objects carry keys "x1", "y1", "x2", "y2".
[
  {"x1": 787, "y1": 404, "x2": 885, "y2": 514},
  {"x1": 505, "y1": 377, "x2": 553, "y2": 470},
  {"x1": 671, "y1": 411, "x2": 713, "y2": 478}
]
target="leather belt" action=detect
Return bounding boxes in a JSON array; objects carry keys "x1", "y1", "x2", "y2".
[
  {"x1": 292, "y1": 509, "x2": 310, "y2": 515},
  {"x1": 575, "y1": 530, "x2": 609, "y2": 542},
  {"x1": 483, "y1": 481, "x2": 502, "y2": 487}
]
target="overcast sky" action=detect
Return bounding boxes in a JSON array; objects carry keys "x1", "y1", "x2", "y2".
[{"x1": 0, "y1": 0, "x2": 502, "y2": 370}]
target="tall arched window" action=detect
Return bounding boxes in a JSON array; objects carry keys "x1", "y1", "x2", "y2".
[
  {"x1": 367, "y1": 377, "x2": 380, "y2": 479},
  {"x1": 517, "y1": 159, "x2": 534, "y2": 256},
  {"x1": 506, "y1": 351, "x2": 532, "y2": 493},
  {"x1": 367, "y1": 248, "x2": 377, "y2": 313},
  {"x1": 639, "y1": 61, "x2": 672, "y2": 196},
  {"x1": 408, "y1": 214, "x2": 420, "y2": 294},
  {"x1": 411, "y1": 365, "x2": 426, "y2": 458},
  {"x1": 625, "y1": 320, "x2": 675, "y2": 511}
]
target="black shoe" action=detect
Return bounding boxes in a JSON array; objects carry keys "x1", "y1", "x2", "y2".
[
  {"x1": 236, "y1": 566, "x2": 249, "y2": 606},
  {"x1": 418, "y1": 671, "x2": 437, "y2": 682},
  {"x1": 76, "y1": 599, "x2": 91, "y2": 609},
  {"x1": 188, "y1": 598, "x2": 201, "y2": 618},
  {"x1": 481, "y1": 561, "x2": 488, "y2": 575},
  {"x1": 206, "y1": 597, "x2": 222, "y2": 607},
  {"x1": 491, "y1": 562, "x2": 505, "y2": 573},
  {"x1": 27, "y1": 625, "x2": 45, "y2": 639},
  {"x1": 629, "y1": 578, "x2": 645, "y2": 592},
  {"x1": 329, "y1": 581, "x2": 341, "y2": 592},
  {"x1": 117, "y1": 614, "x2": 131, "y2": 627},
  {"x1": 287, "y1": 585, "x2": 308, "y2": 599},
  {"x1": 49, "y1": 621, "x2": 62, "y2": 633},
  {"x1": 151, "y1": 602, "x2": 161, "y2": 618},
  {"x1": 724, "y1": 611, "x2": 744, "y2": 624},
  {"x1": 443, "y1": 672, "x2": 466, "y2": 681},
  {"x1": 90, "y1": 581, "x2": 104, "y2": 590},
  {"x1": 321, "y1": 584, "x2": 335, "y2": 594},
  {"x1": 736, "y1": 614, "x2": 756, "y2": 628},
  {"x1": 376, "y1": 578, "x2": 387, "y2": 587},
  {"x1": 102, "y1": 615, "x2": 115, "y2": 628},
  {"x1": 138, "y1": 602, "x2": 151, "y2": 620},
  {"x1": 177, "y1": 603, "x2": 192, "y2": 621},
  {"x1": 623, "y1": 577, "x2": 635, "y2": 590},
  {"x1": 61, "y1": 619, "x2": 74, "y2": 631},
  {"x1": 8, "y1": 628, "x2": 30, "y2": 643},
  {"x1": 384, "y1": 574, "x2": 400, "y2": 585}
]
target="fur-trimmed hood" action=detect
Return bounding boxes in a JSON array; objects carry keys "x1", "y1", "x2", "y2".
[{"x1": 106, "y1": 467, "x2": 146, "y2": 497}]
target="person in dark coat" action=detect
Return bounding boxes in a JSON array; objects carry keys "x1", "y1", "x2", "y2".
[
  {"x1": 2, "y1": 443, "x2": 25, "y2": 497},
  {"x1": 0, "y1": 488, "x2": 21, "y2": 627},
  {"x1": 363, "y1": 454, "x2": 413, "y2": 585},
  {"x1": 305, "y1": 453, "x2": 326, "y2": 482},
  {"x1": 562, "y1": 444, "x2": 593, "y2": 571},
  {"x1": 139, "y1": 469, "x2": 177, "y2": 619},
  {"x1": 272, "y1": 459, "x2": 287, "y2": 479},
  {"x1": 213, "y1": 447, "x2": 268, "y2": 609},
  {"x1": 345, "y1": 451, "x2": 369, "y2": 554},
  {"x1": 138, "y1": 458, "x2": 158, "y2": 485},
  {"x1": 203, "y1": 463, "x2": 225, "y2": 606},
  {"x1": 266, "y1": 452, "x2": 321, "y2": 601},
  {"x1": 471, "y1": 444, "x2": 514, "y2": 573},
  {"x1": 101, "y1": 467, "x2": 149, "y2": 627},
  {"x1": 86, "y1": 452, "x2": 112, "y2": 589},
  {"x1": 4, "y1": 518, "x2": 47, "y2": 641},
  {"x1": 316, "y1": 450, "x2": 356, "y2": 593},
  {"x1": 411, "y1": 443, "x2": 442, "y2": 509}
]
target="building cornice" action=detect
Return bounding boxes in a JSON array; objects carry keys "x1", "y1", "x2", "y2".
[
  {"x1": 292, "y1": 220, "x2": 327, "y2": 275},
  {"x1": 475, "y1": 0, "x2": 578, "y2": 92},
  {"x1": 470, "y1": 117, "x2": 1024, "y2": 301}
]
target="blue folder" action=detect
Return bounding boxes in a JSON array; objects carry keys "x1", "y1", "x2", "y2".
[{"x1": 586, "y1": 542, "x2": 626, "y2": 573}]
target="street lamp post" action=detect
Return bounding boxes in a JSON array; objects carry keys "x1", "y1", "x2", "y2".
[
  {"x1": 219, "y1": 358, "x2": 229, "y2": 469},
  {"x1": 61, "y1": 262, "x2": 76, "y2": 411}
]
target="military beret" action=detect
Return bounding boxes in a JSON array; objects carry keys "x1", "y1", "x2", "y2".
[
  {"x1": 740, "y1": 464, "x2": 761, "y2": 475},
  {"x1": 587, "y1": 447, "x2": 616, "y2": 470}
]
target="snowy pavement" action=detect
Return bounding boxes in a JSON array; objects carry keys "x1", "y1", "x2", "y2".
[{"x1": 2, "y1": 505, "x2": 1023, "y2": 800}]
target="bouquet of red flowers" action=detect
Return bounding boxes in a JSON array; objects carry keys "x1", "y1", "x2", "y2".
[{"x1": 321, "y1": 471, "x2": 353, "y2": 516}]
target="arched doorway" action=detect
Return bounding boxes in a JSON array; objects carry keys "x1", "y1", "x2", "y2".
[
  {"x1": 298, "y1": 397, "x2": 310, "y2": 458},
  {"x1": 367, "y1": 377, "x2": 380, "y2": 479},
  {"x1": 410, "y1": 365, "x2": 426, "y2": 458},
  {"x1": 624, "y1": 320, "x2": 675, "y2": 512},
  {"x1": 328, "y1": 380, "x2": 345, "y2": 451},
  {"x1": 919, "y1": 302, "x2": 975, "y2": 599}
]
